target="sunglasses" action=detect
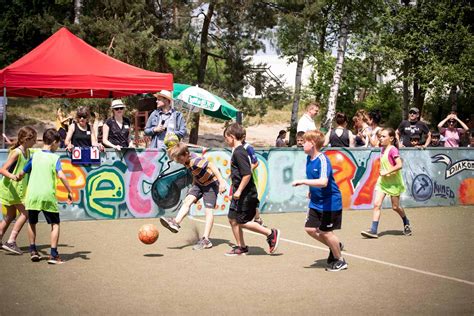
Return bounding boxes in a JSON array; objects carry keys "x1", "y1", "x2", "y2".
[
  {"x1": 409, "y1": 111, "x2": 418, "y2": 114},
  {"x1": 448, "y1": 121, "x2": 456, "y2": 124},
  {"x1": 77, "y1": 115, "x2": 88, "y2": 120},
  {"x1": 113, "y1": 108, "x2": 124, "y2": 111}
]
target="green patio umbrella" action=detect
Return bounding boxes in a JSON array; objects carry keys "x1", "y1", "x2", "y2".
[{"x1": 173, "y1": 83, "x2": 239, "y2": 121}]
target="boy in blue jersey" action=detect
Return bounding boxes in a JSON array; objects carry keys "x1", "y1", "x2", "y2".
[{"x1": 292, "y1": 130, "x2": 347, "y2": 271}]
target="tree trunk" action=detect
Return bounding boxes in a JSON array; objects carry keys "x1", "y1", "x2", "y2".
[
  {"x1": 74, "y1": 0, "x2": 82, "y2": 24},
  {"x1": 449, "y1": 85, "x2": 457, "y2": 112},
  {"x1": 314, "y1": 7, "x2": 329, "y2": 102},
  {"x1": 402, "y1": 60, "x2": 410, "y2": 119},
  {"x1": 189, "y1": 1, "x2": 215, "y2": 144},
  {"x1": 413, "y1": 78, "x2": 425, "y2": 114},
  {"x1": 289, "y1": 49, "x2": 305, "y2": 146},
  {"x1": 322, "y1": 13, "x2": 349, "y2": 131}
]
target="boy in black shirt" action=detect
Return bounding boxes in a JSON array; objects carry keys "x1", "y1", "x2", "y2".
[{"x1": 223, "y1": 123, "x2": 280, "y2": 256}]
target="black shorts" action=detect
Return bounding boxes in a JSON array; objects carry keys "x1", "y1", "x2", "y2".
[
  {"x1": 227, "y1": 190, "x2": 259, "y2": 224},
  {"x1": 28, "y1": 210, "x2": 60, "y2": 225},
  {"x1": 188, "y1": 182, "x2": 219, "y2": 209},
  {"x1": 305, "y1": 208, "x2": 342, "y2": 232}
]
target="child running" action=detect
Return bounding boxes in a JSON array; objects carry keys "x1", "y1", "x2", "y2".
[
  {"x1": 0, "y1": 127, "x2": 37, "y2": 254},
  {"x1": 17, "y1": 128, "x2": 73, "y2": 263},
  {"x1": 160, "y1": 142, "x2": 226, "y2": 250},
  {"x1": 223, "y1": 123, "x2": 280, "y2": 256},
  {"x1": 242, "y1": 130, "x2": 264, "y2": 225},
  {"x1": 361, "y1": 128, "x2": 412, "y2": 238},
  {"x1": 292, "y1": 130, "x2": 347, "y2": 271}
]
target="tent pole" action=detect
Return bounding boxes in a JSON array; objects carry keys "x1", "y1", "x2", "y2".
[{"x1": 2, "y1": 87, "x2": 6, "y2": 149}]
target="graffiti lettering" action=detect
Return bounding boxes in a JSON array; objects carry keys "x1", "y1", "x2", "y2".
[
  {"x1": 86, "y1": 169, "x2": 125, "y2": 218},
  {"x1": 433, "y1": 181, "x2": 455, "y2": 199}
]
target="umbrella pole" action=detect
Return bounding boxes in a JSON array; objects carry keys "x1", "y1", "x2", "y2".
[{"x1": 2, "y1": 87, "x2": 6, "y2": 149}]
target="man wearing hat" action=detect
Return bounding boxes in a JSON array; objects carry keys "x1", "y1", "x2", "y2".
[
  {"x1": 144, "y1": 90, "x2": 186, "y2": 149},
  {"x1": 396, "y1": 107, "x2": 431, "y2": 148}
]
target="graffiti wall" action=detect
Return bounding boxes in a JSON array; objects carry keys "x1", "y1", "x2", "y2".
[{"x1": 0, "y1": 148, "x2": 473, "y2": 221}]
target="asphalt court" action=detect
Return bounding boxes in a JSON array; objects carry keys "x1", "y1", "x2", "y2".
[{"x1": 1, "y1": 206, "x2": 472, "y2": 315}]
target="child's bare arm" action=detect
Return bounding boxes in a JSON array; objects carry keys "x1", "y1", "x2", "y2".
[
  {"x1": 292, "y1": 178, "x2": 328, "y2": 188},
  {"x1": 0, "y1": 150, "x2": 20, "y2": 180},
  {"x1": 233, "y1": 174, "x2": 251, "y2": 199},
  {"x1": 208, "y1": 162, "x2": 227, "y2": 194},
  {"x1": 380, "y1": 157, "x2": 403, "y2": 176},
  {"x1": 57, "y1": 170, "x2": 73, "y2": 204}
]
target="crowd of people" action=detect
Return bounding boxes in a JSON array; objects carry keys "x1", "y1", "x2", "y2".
[{"x1": 274, "y1": 102, "x2": 474, "y2": 148}]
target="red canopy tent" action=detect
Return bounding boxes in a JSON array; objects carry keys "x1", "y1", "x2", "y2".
[
  {"x1": 0, "y1": 27, "x2": 173, "y2": 147},
  {"x1": 0, "y1": 27, "x2": 173, "y2": 98}
]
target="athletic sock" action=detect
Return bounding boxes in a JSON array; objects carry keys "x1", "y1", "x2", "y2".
[
  {"x1": 51, "y1": 247, "x2": 58, "y2": 257},
  {"x1": 29, "y1": 244, "x2": 37, "y2": 252},
  {"x1": 402, "y1": 216, "x2": 410, "y2": 226},
  {"x1": 7, "y1": 230, "x2": 19, "y2": 243},
  {"x1": 370, "y1": 221, "x2": 379, "y2": 233}
]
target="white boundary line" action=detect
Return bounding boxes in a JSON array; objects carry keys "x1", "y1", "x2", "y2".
[{"x1": 189, "y1": 217, "x2": 474, "y2": 286}]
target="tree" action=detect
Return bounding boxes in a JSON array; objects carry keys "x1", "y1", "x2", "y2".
[{"x1": 274, "y1": 0, "x2": 326, "y2": 145}]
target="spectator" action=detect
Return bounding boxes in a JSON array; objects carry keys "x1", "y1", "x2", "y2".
[
  {"x1": 396, "y1": 107, "x2": 431, "y2": 148},
  {"x1": 437, "y1": 112, "x2": 469, "y2": 147},
  {"x1": 429, "y1": 131, "x2": 443, "y2": 147},
  {"x1": 324, "y1": 112, "x2": 355, "y2": 147},
  {"x1": 409, "y1": 135, "x2": 421, "y2": 148},
  {"x1": 65, "y1": 106, "x2": 103, "y2": 151},
  {"x1": 468, "y1": 132, "x2": 474, "y2": 148},
  {"x1": 275, "y1": 130, "x2": 287, "y2": 147},
  {"x1": 102, "y1": 99, "x2": 134, "y2": 150},
  {"x1": 144, "y1": 90, "x2": 186, "y2": 150},
  {"x1": 297, "y1": 102, "x2": 320, "y2": 133},
  {"x1": 368, "y1": 110, "x2": 382, "y2": 147},
  {"x1": 353, "y1": 109, "x2": 371, "y2": 147},
  {"x1": 55, "y1": 104, "x2": 72, "y2": 148},
  {"x1": 295, "y1": 131, "x2": 305, "y2": 148}
]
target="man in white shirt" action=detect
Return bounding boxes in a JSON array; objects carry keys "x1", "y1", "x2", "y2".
[{"x1": 297, "y1": 102, "x2": 320, "y2": 133}]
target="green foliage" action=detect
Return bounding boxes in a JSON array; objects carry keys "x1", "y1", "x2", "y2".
[{"x1": 358, "y1": 83, "x2": 403, "y2": 129}]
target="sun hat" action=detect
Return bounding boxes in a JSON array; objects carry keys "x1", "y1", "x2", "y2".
[
  {"x1": 154, "y1": 90, "x2": 173, "y2": 101},
  {"x1": 409, "y1": 107, "x2": 420, "y2": 113},
  {"x1": 111, "y1": 99, "x2": 125, "y2": 109}
]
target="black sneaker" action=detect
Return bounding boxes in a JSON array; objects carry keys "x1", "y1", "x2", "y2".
[
  {"x1": 267, "y1": 228, "x2": 281, "y2": 254},
  {"x1": 326, "y1": 258, "x2": 348, "y2": 272},
  {"x1": 403, "y1": 224, "x2": 412, "y2": 236},
  {"x1": 327, "y1": 242, "x2": 344, "y2": 264},
  {"x1": 361, "y1": 230, "x2": 378, "y2": 238},
  {"x1": 30, "y1": 251, "x2": 42, "y2": 262},
  {"x1": 225, "y1": 246, "x2": 249, "y2": 256}
]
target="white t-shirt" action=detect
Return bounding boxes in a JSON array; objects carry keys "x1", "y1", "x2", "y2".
[{"x1": 297, "y1": 113, "x2": 316, "y2": 132}]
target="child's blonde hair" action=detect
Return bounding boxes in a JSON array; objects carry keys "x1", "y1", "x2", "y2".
[
  {"x1": 11, "y1": 126, "x2": 37, "y2": 151},
  {"x1": 303, "y1": 130, "x2": 324, "y2": 150},
  {"x1": 167, "y1": 142, "x2": 189, "y2": 161}
]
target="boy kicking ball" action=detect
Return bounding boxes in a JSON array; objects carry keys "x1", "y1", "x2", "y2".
[
  {"x1": 292, "y1": 130, "x2": 347, "y2": 271},
  {"x1": 160, "y1": 142, "x2": 226, "y2": 250}
]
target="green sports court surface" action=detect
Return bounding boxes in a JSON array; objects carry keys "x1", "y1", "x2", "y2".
[{"x1": 1, "y1": 206, "x2": 472, "y2": 314}]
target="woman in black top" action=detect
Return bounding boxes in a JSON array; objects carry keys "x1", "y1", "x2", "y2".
[
  {"x1": 324, "y1": 112, "x2": 355, "y2": 147},
  {"x1": 65, "y1": 106, "x2": 103, "y2": 151},
  {"x1": 102, "y1": 99, "x2": 134, "y2": 150}
]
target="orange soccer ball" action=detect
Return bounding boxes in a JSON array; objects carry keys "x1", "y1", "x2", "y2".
[{"x1": 138, "y1": 224, "x2": 159, "y2": 245}]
